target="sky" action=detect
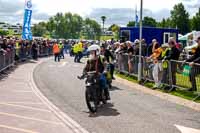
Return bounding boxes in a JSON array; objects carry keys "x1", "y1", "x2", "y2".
[{"x1": 0, "y1": 0, "x2": 199, "y2": 26}]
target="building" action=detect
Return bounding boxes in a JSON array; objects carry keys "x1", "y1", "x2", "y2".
[
  {"x1": 120, "y1": 27, "x2": 178, "y2": 45},
  {"x1": 0, "y1": 22, "x2": 22, "y2": 35}
]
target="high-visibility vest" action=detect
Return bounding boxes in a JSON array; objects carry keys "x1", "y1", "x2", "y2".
[
  {"x1": 73, "y1": 44, "x2": 79, "y2": 54},
  {"x1": 53, "y1": 44, "x2": 60, "y2": 54},
  {"x1": 162, "y1": 48, "x2": 170, "y2": 69},
  {"x1": 16, "y1": 42, "x2": 20, "y2": 49},
  {"x1": 58, "y1": 43, "x2": 64, "y2": 49},
  {"x1": 78, "y1": 43, "x2": 83, "y2": 52}
]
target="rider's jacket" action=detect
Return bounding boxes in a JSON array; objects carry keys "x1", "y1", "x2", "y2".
[{"x1": 83, "y1": 56, "x2": 105, "y2": 74}]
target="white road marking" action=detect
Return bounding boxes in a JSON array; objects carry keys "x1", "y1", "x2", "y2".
[
  {"x1": 0, "y1": 112, "x2": 64, "y2": 125},
  {"x1": 30, "y1": 64, "x2": 89, "y2": 133},
  {"x1": 3, "y1": 102, "x2": 43, "y2": 105},
  {"x1": 59, "y1": 62, "x2": 67, "y2": 67},
  {"x1": 13, "y1": 91, "x2": 33, "y2": 93},
  {"x1": 0, "y1": 124, "x2": 39, "y2": 133},
  {"x1": 175, "y1": 124, "x2": 200, "y2": 133},
  {"x1": 0, "y1": 103, "x2": 50, "y2": 112}
]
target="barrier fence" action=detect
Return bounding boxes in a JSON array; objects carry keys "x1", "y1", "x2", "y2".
[
  {"x1": 116, "y1": 54, "x2": 200, "y2": 101},
  {"x1": 0, "y1": 49, "x2": 15, "y2": 73},
  {"x1": 0, "y1": 45, "x2": 53, "y2": 73}
]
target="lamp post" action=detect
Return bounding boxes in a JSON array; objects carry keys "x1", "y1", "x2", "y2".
[{"x1": 138, "y1": 0, "x2": 143, "y2": 82}]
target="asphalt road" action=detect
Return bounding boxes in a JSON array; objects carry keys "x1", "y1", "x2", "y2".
[{"x1": 33, "y1": 56, "x2": 200, "y2": 133}]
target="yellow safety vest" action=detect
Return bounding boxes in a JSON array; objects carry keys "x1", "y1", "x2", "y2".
[
  {"x1": 78, "y1": 43, "x2": 83, "y2": 52},
  {"x1": 162, "y1": 48, "x2": 169, "y2": 69},
  {"x1": 58, "y1": 43, "x2": 64, "y2": 49},
  {"x1": 73, "y1": 44, "x2": 79, "y2": 54},
  {"x1": 16, "y1": 42, "x2": 20, "y2": 49}
]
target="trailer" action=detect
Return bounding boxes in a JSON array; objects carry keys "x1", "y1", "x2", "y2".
[{"x1": 120, "y1": 27, "x2": 178, "y2": 45}]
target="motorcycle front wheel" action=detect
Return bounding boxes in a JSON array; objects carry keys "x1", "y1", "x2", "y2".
[{"x1": 85, "y1": 87, "x2": 98, "y2": 113}]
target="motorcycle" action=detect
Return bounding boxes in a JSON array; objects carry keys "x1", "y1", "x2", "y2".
[{"x1": 78, "y1": 71, "x2": 108, "y2": 113}]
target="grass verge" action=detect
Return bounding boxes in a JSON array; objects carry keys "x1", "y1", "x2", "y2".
[{"x1": 116, "y1": 72, "x2": 200, "y2": 103}]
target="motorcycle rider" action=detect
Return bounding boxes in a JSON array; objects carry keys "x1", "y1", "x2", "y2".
[{"x1": 80, "y1": 45, "x2": 110, "y2": 100}]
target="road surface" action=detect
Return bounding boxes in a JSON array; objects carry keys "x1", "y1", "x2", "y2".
[{"x1": 33, "y1": 56, "x2": 200, "y2": 133}]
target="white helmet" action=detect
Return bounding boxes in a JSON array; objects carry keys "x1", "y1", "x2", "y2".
[{"x1": 88, "y1": 44, "x2": 100, "y2": 52}]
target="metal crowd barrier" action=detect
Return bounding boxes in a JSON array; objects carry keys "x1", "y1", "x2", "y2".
[
  {"x1": 16, "y1": 45, "x2": 53, "y2": 61},
  {"x1": 0, "y1": 45, "x2": 53, "y2": 73},
  {"x1": 116, "y1": 53, "x2": 200, "y2": 101},
  {"x1": 170, "y1": 60, "x2": 200, "y2": 100},
  {"x1": 0, "y1": 49, "x2": 15, "y2": 73}
]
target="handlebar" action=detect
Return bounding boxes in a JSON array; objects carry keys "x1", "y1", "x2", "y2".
[
  {"x1": 86, "y1": 71, "x2": 97, "y2": 75},
  {"x1": 77, "y1": 71, "x2": 97, "y2": 80}
]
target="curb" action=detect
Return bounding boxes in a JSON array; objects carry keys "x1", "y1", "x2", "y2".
[
  {"x1": 29, "y1": 59, "x2": 89, "y2": 133},
  {"x1": 116, "y1": 77, "x2": 200, "y2": 112}
]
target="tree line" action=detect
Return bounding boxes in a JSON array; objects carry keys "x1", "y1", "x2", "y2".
[{"x1": 32, "y1": 12, "x2": 101, "y2": 40}]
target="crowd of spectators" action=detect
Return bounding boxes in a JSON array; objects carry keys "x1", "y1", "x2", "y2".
[
  {"x1": 1, "y1": 35, "x2": 200, "y2": 92},
  {"x1": 102, "y1": 37, "x2": 200, "y2": 92}
]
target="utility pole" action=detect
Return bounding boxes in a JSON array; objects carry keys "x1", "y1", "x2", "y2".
[{"x1": 138, "y1": 0, "x2": 143, "y2": 82}]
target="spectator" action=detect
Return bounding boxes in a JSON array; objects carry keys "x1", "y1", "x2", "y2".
[
  {"x1": 0, "y1": 38, "x2": 7, "y2": 53},
  {"x1": 141, "y1": 39, "x2": 147, "y2": 56},
  {"x1": 147, "y1": 44, "x2": 166, "y2": 89},
  {"x1": 160, "y1": 45, "x2": 170, "y2": 85},
  {"x1": 164, "y1": 40, "x2": 180, "y2": 91},
  {"x1": 73, "y1": 42, "x2": 79, "y2": 63},
  {"x1": 1, "y1": 39, "x2": 8, "y2": 50},
  {"x1": 59, "y1": 41, "x2": 64, "y2": 59},
  {"x1": 77, "y1": 41, "x2": 84, "y2": 63},
  {"x1": 133, "y1": 39, "x2": 139, "y2": 55},
  {"x1": 186, "y1": 36, "x2": 200, "y2": 91},
  {"x1": 116, "y1": 43, "x2": 126, "y2": 72},
  {"x1": 53, "y1": 42, "x2": 60, "y2": 62},
  {"x1": 32, "y1": 41, "x2": 38, "y2": 60},
  {"x1": 127, "y1": 41, "x2": 134, "y2": 74},
  {"x1": 147, "y1": 39, "x2": 158, "y2": 56}
]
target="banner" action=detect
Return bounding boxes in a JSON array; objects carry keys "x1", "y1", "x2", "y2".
[{"x1": 22, "y1": 0, "x2": 33, "y2": 40}]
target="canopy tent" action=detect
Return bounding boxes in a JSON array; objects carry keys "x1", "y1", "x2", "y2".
[{"x1": 178, "y1": 32, "x2": 194, "y2": 41}]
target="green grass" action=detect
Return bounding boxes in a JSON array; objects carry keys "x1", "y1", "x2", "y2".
[
  {"x1": 176, "y1": 73, "x2": 200, "y2": 92},
  {"x1": 116, "y1": 72, "x2": 200, "y2": 103},
  {"x1": 100, "y1": 35, "x2": 114, "y2": 40}
]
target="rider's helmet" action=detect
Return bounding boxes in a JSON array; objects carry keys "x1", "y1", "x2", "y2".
[{"x1": 87, "y1": 44, "x2": 101, "y2": 60}]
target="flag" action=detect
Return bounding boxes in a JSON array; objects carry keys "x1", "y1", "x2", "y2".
[
  {"x1": 135, "y1": 6, "x2": 139, "y2": 27},
  {"x1": 135, "y1": 14, "x2": 139, "y2": 27},
  {"x1": 22, "y1": 0, "x2": 33, "y2": 40}
]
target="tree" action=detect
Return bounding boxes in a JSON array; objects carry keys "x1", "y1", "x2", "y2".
[
  {"x1": 108, "y1": 24, "x2": 119, "y2": 31},
  {"x1": 191, "y1": 8, "x2": 200, "y2": 31},
  {"x1": 111, "y1": 24, "x2": 120, "y2": 39},
  {"x1": 143, "y1": 16, "x2": 157, "y2": 27},
  {"x1": 32, "y1": 22, "x2": 48, "y2": 37},
  {"x1": 157, "y1": 18, "x2": 172, "y2": 28},
  {"x1": 108, "y1": 24, "x2": 116, "y2": 31},
  {"x1": 0, "y1": 29, "x2": 8, "y2": 36},
  {"x1": 170, "y1": 3, "x2": 190, "y2": 34},
  {"x1": 127, "y1": 21, "x2": 135, "y2": 27},
  {"x1": 101, "y1": 16, "x2": 106, "y2": 33},
  {"x1": 41, "y1": 12, "x2": 84, "y2": 39},
  {"x1": 32, "y1": 12, "x2": 101, "y2": 39},
  {"x1": 83, "y1": 18, "x2": 101, "y2": 40}
]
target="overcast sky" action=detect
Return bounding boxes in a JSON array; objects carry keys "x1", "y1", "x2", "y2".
[{"x1": 0, "y1": 0, "x2": 199, "y2": 26}]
